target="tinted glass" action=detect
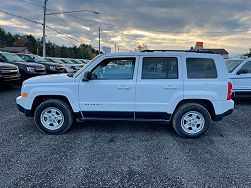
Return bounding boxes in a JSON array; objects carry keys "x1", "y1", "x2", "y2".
[
  {"x1": 92, "y1": 58, "x2": 135, "y2": 80},
  {"x1": 187, "y1": 58, "x2": 217, "y2": 79},
  {"x1": 239, "y1": 61, "x2": 251, "y2": 74},
  {"x1": 2, "y1": 53, "x2": 25, "y2": 62},
  {"x1": 142, "y1": 57, "x2": 178, "y2": 79},
  {"x1": 18, "y1": 54, "x2": 34, "y2": 62},
  {"x1": 225, "y1": 59, "x2": 243, "y2": 73}
]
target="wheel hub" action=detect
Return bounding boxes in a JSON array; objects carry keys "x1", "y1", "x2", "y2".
[
  {"x1": 40, "y1": 107, "x2": 64, "y2": 130},
  {"x1": 181, "y1": 111, "x2": 205, "y2": 134}
]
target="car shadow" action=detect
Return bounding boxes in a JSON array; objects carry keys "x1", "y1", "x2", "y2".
[
  {"x1": 73, "y1": 120, "x2": 177, "y2": 135},
  {"x1": 234, "y1": 99, "x2": 251, "y2": 105}
]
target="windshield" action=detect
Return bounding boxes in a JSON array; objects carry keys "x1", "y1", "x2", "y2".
[
  {"x1": 73, "y1": 55, "x2": 102, "y2": 78},
  {"x1": 3, "y1": 53, "x2": 25, "y2": 62},
  {"x1": 32, "y1": 55, "x2": 45, "y2": 62},
  {"x1": 59, "y1": 58, "x2": 74, "y2": 64},
  {"x1": 70, "y1": 59, "x2": 82, "y2": 64},
  {"x1": 225, "y1": 59, "x2": 243, "y2": 73},
  {"x1": 47, "y1": 58, "x2": 64, "y2": 64}
]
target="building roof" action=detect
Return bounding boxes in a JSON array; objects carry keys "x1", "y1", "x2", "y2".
[
  {"x1": 203, "y1": 49, "x2": 229, "y2": 55},
  {"x1": 0, "y1": 47, "x2": 28, "y2": 53}
]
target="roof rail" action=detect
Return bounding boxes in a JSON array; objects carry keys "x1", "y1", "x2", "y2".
[{"x1": 141, "y1": 49, "x2": 215, "y2": 54}]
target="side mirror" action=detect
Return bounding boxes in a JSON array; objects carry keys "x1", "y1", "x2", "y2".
[
  {"x1": 237, "y1": 69, "x2": 248, "y2": 75},
  {"x1": 83, "y1": 71, "x2": 92, "y2": 81}
]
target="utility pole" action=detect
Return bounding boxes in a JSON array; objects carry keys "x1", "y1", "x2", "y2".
[
  {"x1": 98, "y1": 26, "x2": 101, "y2": 54},
  {"x1": 42, "y1": 0, "x2": 48, "y2": 57}
]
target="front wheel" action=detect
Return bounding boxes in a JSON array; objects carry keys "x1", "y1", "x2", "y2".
[
  {"x1": 34, "y1": 99, "x2": 73, "y2": 134},
  {"x1": 172, "y1": 103, "x2": 212, "y2": 139}
]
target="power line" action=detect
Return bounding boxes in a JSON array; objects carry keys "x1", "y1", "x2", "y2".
[
  {"x1": 18, "y1": 0, "x2": 94, "y2": 39},
  {"x1": 0, "y1": 9, "x2": 82, "y2": 44},
  {"x1": 18, "y1": 0, "x2": 44, "y2": 9},
  {"x1": 17, "y1": 0, "x2": 251, "y2": 35}
]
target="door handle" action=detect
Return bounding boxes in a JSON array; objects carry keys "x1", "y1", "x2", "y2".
[
  {"x1": 118, "y1": 85, "x2": 130, "y2": 89},
  {"x1": 164, "y1": 85, "x2": 178, "y2": 89}
]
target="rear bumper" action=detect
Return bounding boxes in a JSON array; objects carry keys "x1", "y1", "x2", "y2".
[{"x1": 214, "y1": 109, "x2": 233, "y2": 121}]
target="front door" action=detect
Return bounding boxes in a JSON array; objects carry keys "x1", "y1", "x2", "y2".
[
  {"x1": 78, "y1": 56, "x2": 138, "y2": 119},
  {"x1": 234, "y1": 61, "x2": 251, "y2": 97}
]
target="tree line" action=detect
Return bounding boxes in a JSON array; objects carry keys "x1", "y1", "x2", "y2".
[{"x1": 0, "y1": 28, "x2": 99, "y2": 59}]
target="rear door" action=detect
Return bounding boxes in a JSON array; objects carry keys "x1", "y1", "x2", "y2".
[{"x1": 135, "y1": 55, "x2": 183, "y2": 120}]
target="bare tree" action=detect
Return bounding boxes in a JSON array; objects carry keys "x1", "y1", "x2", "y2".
[{"x1": 135, "y1": 43, "x2": 148, "y2": 52}]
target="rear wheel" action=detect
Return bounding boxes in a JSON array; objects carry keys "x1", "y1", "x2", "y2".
[
  {"x1": 172, "y1": 103, "x2": 212, "y2": 139},
  {"x1": 34, "y1": 99, "x2": 73, "y2": 134}
]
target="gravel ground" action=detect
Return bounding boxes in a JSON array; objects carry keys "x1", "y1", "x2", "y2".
[{"x1": 1, "y1": 86, "x2": 251, "y2": 188}]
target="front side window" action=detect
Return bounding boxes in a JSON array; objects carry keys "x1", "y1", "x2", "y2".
[
  {"x1": 238, "y1": 61, "x2": 251, "y2": 74},
  {"x1": 142, "y1": 57, "x2": 178, "y2": 79},
  {"x1": 91, "y1": 58, "x2": 135, "y2": 80},
  {"x1": 187, "y1": 58, "x2": 217, "y2": 79}
]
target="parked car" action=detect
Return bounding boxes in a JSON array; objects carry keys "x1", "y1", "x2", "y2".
[
  {"x1": 17, "y1": 54, "x2": 65, "y2": 74},
  {"x1": 58, "y1": 58, "x2": 84, "y2": 71},
  {"x1": 0, "y1": 52, "x2": 46, "y2": 81},
  {"x1": 17, "y1": 51, "x2": 234, "y2": 138},
  {"x1": 45, "y1": 57, "x2": 76, "y2": 73},
  {"x1": 225, "y1": 58, "x2": 251, "y2": 98},
  {"x1": 78, "y1": 59, "x2": 89, "y2": 64},
  {"x1": 68, "y1": 58, "x2": 84, "y2": 65},
  {"x1": 0, "y1": 62, "x2": 20, "y2": 85}
]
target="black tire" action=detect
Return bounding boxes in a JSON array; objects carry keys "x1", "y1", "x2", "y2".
[
  {"x1": 172, "y1": 103, "x2": 212, "y2": 139},
  {"x1": 34, "y1": 99, "x2": 74, "y2": 134}
]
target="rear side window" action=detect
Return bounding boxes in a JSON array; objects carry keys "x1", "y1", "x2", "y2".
[
  {"x1": 142, "y1": 57, "x2": 178, "y2": 79},
  {"x1": 186, "y1": 58, "x2": 217, "y2": 79}
]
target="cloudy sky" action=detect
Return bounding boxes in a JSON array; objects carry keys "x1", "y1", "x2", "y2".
[{"x1": 0, "y1": 0, "x2": 251, "y2": 56}]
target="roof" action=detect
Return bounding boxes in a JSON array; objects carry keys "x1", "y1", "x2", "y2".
[
  {"x1": 101, "y1": 51, "x2": 222, "y2": 58},
  {"x1": 0, "y1": 47, "x2": 28, "y2": 53},
  {"x1": 203, "y1": 49, "x2": 229, "y2": 55}
]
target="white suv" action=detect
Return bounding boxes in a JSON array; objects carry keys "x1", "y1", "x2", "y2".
[
  {"x1": 16, "y1": 51, "x2": 234, "y2": 138},
  {"x1": 225, "y1": 58, "x2": 251, "y2": 98}
]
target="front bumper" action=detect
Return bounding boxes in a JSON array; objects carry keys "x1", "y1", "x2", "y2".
[
  {"x1": 17, "y1": 104, "x2": 33, "y2": 117},
  {"x1": 0, "y1": 74, "x2": 20, "y2": 84}
]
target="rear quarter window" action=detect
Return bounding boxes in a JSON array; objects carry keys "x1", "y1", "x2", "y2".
[{"x1": 186, "y1": 58, "x2": 217, "y2": 79}]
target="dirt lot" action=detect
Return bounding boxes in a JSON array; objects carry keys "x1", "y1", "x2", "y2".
[{"x1": 1, "y1": 86, "x2": 251, "y2": 187}]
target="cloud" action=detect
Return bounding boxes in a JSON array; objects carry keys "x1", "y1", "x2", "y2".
[{"x1": 0, "y1": 0, "x2": 251, "y2": 55}]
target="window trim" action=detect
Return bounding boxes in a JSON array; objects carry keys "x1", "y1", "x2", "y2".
[
  {"x1": 91, "y1": 57, "x2": 136, "y2": 80},
  {"x1": 141, "y1": 57, "x2": 179, "y2": 80},
  {"x1": 186, "y1": 57, "x2": 218, "y2": 79}
]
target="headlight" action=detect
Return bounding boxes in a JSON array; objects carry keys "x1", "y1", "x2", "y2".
[
  {"x1": 49, "y1": 66, "x2": 57, "y2": 71},
  {"x1": 27, "y1": 67, "x2": 35, "y2": 72}
]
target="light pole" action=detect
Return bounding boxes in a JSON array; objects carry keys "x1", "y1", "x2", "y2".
[
  {"x1": 42, "y1": 0, "x2": 100, "y2": 57},
  {"x1": 98, "y1": 26, "x2": 101, "y2": 54},
  {"x1": 42, "y1": 0, "x2": 48, "y2": 57}
]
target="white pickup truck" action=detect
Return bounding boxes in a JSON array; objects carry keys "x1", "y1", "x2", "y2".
[
  {"x1": 17, "y1": 51, "x2": 234, "y2": 138},
  {"x1": 225, "y1": 58, "x2": 251, "y2": 98}
]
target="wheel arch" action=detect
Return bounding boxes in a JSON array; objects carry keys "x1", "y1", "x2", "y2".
[
  {"x1": 31, "y1": 95, "x2": 73, "y2": 116},
  {"x1": 173, "y1": 99, "x2": 217, "y2": 121}
]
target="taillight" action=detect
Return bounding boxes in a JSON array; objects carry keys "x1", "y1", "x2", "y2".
[{"x1": 227, "y1": 82, "x2": 232, "y2": 100}]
